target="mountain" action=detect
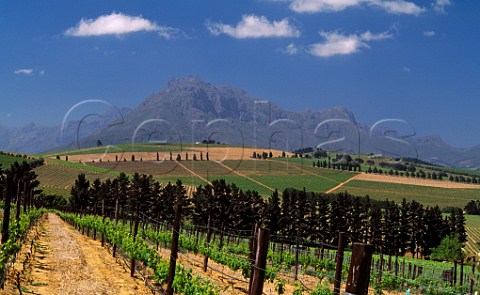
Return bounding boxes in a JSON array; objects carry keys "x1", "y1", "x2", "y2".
[
  {"x1": 0, "y1": 107, "x2": 131, "y2": 154},
  {"x1": 76, "y1": 76, "x2": 362, "y2": 154},
  {"x1": 2, "y1": 76, "x2": 480, "y2": 169},
  {"x1": 71, "y1": 76, "x2": 480, "y2": 168}
]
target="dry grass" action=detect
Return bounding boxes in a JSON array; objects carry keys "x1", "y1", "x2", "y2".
[{"x1": 355, "y1": 173, "x2": 480, "y2": 189}]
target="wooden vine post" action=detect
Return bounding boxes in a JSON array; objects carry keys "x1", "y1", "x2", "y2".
[
  {"x1": 345, "y1": 243, "x2": 374, "y2": 295},
  {"x1": 1, "y1": 180, "x2": 11, "y2": 244},
  {"x1": 469, "y1": 257, "x2": 476, "y2": 295},
  {"x1": 166, "y1": 203, "x2": 182, "y2": 295},
  {"x1": 250, "y1": 228, "x2": 270, "y2": 295},
  {"x1": 294, "y1": 229, "x2": 300, "y2": 281},
  {"x1": 334, "y1": 232, "x2": 345, "y2": 295},
  {"x1": 130, "y1": 203, "x2": 140, "y2": 277},
  {"x1": 248, "y1": 223, "x2": 258, "y2": 293},
  {"x1": 203, "y1": 215, "x2": 212, "y2": 272}
]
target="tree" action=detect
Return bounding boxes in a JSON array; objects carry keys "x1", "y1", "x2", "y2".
[
  {"x1": 313, "y1": 150, "x2": 327, "y2": 158},
  {"x1": 407, "y1": 163, "x2": 416, "y2": 172},
  {"x1": 70, "y1": 173, "x2": 90, "y2": 215},
  {"x1": 266, "y1": 190, "x2": 281, "y2": 236},
  {"x1": 449, "y1": 209, "x2": 467, "y2": 243},
  {"x1": 430, "y1": 235, "x2": 465, "y2": 262},
  {"x1": 464, "y1": 200, "x2": 480, "y2": 215}
]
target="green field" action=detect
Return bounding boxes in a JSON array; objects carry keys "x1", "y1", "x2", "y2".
[
  {"x1": 35, "y1": 158, "x2": 119, "y2": 196},
  {"x1": 44, "y1": 143, "x2": 231, "y2": 157},
  {"x1": 336, "y1": 179, "x2": 480, "y2": 208},
  {"x1": 90, "y1": 159, "x2": 357, "y2": 196},
  {"x1": 0, "y1": 153, "x2": 33, "y2": 168},
  {"x1": 44, "y1": 143, "x2": 185, "y2": 156},
  {"x1": 465, "y1": 215, "x2": 480, "y2": 256}
]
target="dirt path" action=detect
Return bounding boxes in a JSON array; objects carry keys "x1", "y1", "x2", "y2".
[
  {"x1": 216, "y1": 161, "x2": 276, "y2": 193},
  {"x1": 324, "y1": 174, "x2": 361, "y2": 194},
  {"x1": 9, "y1": 213, "x2": 152, "y2": 295},
  {"x1": 175, "y1": 160, "x2": 212, "y2": 185}
]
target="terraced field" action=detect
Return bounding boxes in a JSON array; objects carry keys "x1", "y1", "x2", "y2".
[
  {"x1": 34, "y1": 159, "x2": 117, "y2": 196},
  {"x1": 465, "y1": 215, "x2": 480, "y2": 257}
]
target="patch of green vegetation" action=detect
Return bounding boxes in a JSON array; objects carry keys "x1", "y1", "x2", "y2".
[
  {"x1": 39, "y1": 186, "x2": 70, "y2": 197},
  {"x1": 465, "y1": 214, "x2": 480, "y2": 228},
  {"x1": 46, "y1": 158, "x2": 120, "y2": 175},
  {"x1": 338, "y1": 180, "x2": 480, "y2": 208},
  {"x1": 0, "y1": 153, "x2": 33, "y2": 168},
  {"x1": 43, "y1": 143, "x2": 188, "y2": 156}
]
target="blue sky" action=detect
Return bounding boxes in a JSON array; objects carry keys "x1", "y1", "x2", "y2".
[{"x1": 1, "y1": 0, "x2": 480, "y2": 147}]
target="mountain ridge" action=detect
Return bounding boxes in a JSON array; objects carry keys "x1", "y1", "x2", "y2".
[{"x1": 2, "y1": 76, "x2": 480, "y2": 169}]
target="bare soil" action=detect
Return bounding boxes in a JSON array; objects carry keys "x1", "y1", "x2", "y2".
[
  {"x1": 1, "y1": 213, "x2": 152, "y2": 295},
  {"x1": 57, "y1": 147, "x2": 292, "y2": 163},
  {"x1": 354, "y1": 173, "x2": 480, "y2": 189}
]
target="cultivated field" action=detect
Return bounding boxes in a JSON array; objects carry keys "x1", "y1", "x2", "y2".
[
  {"x1": 336, "y1": 179, "x2": 480, "y2": 208},
  {"x1": 355, "y1": 173, "x2": 480, "y2": 189}
]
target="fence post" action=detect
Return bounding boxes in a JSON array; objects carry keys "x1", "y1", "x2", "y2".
[
  {"x1": 334, "y1": 232, "x2": 345, "y2": 295},
  {"x1": 378, "y1": 249, "x2": 384, "y2": 285},
  {"x1": 345, "y1": 243, "x2": 374, "y2": 295},
  {"x1": 460, "y1": 258, "x2": 464, "y2": 287},
  {"x1": 248, "y1": 223, "x2": 258, "y2": 294},
  {"x1": 130, "y1": 205, "x2": 140, "y2": 277},
  {"x1": 166, "y1": 203, "x2": 182, "y2": 295},
  {"x1": 469, "y1": 257, "x2": 476, "y2": 295},
  {"x1": 250, "y1": 228, "x2": 270, "y2": 295},
  {"x1": 203, "y1": 215, "x2": 212, "y2": 272},
  {"x1": 294, "y1": 229, "x2": 300, "y2": 281}
]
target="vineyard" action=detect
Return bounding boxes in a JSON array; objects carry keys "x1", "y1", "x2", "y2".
[
  {"x1": 34, "y1": 158, "x2": 117, "y2": 196},
  {"x1": 43, "y1": 210, "x2": 478, "y2": 295},
  {"x1": 1, "y1": 148, "x2": 480, "y2": 294}
]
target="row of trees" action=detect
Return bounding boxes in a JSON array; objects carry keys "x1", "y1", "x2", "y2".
[
  {"x1": 68, "y1": 173, "x2": 466, "y2": 259},
  {"x1": 0, "y1": 159, "x2": 44, "y2": 243}
]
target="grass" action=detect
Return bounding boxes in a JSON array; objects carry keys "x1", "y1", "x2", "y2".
[
  {"x1": 465, "y1": 214, "x2": 480, "y2": 228},
  {"x1": 34, "y1": 158, "x2": 118, "y2": 197},
  {"x1": 88, "y1": 159, "x2": 358, "y2": 196},
  {"x1": 0, "y1": 153, "x2": 33, "y2": 168},
  {"x1": 42, "y1": 143, "x2": 234, "y2": 157},
  {"x1": 337, "y1": 180, "x2": 480, "y2": 208},
  {"x1": 43, "y1": 143, "x2": 188, "y2": 156}
]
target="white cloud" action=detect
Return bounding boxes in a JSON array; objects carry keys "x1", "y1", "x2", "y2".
[
  {"x1": 65, "y1": 12, "x2": 178, "y2": 39},
  {"x1": 307, "y1": 30, "x2": 392, "y2": 58},
  {"x1": 433, "y1": 0, "x2": 451, "y2": 13},
  {"x1": 206, "y1": 14, "x2": 300, "y2": 39},
  {"x1": 14, "y1": 69, "x2": 33, "y2": 75},
  {"x1": 423, "y1": 31, "x2": 435, "y2": 37},
  {"x1": 282, "y1": 43, "x2": 299, "y2": 55},
  {"x1": 403, "y1": 66, "x2": 411, "y2": 72},
  {"x1": 39, "y1": 70, "x2": 46, "y2": 75},
  {"x1": 290, "y1": 0, "x2": 362, "y2": 13},
  {"x1": 289, "y1": 0, "x2": 425, "y2": 15},
  {"x1": 369, "y1": 0, "x2": 425, "y2": 15}
]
